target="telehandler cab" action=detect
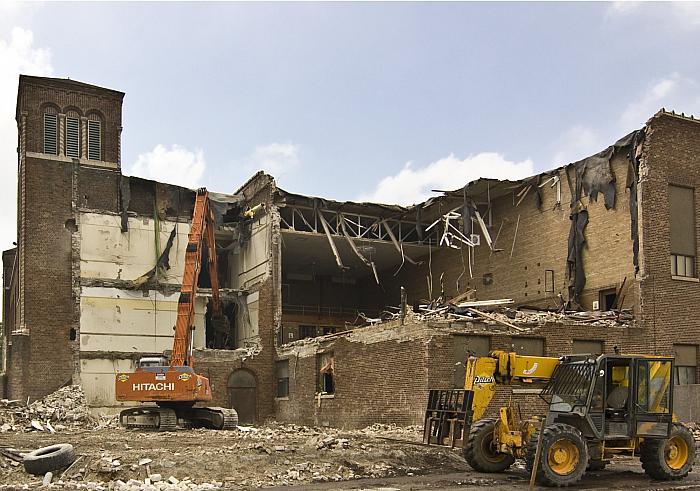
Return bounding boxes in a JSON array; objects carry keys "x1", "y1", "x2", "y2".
[{"x1": 424, "y1": 350, "x2": 695, "y2": 486}]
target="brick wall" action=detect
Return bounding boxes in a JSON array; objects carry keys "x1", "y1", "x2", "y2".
[
  {"x1": 12, "y1": 156, "x2": 76, "y2": 400},
  {"x1": 17, "y1": 76, "x2": 123, "y2": 164},
  {"x1": 274, "y1": 319, "x2": 648, "y2": 429},
  {"x1": 11, "y1": 76, "x2": 124, "y2": 401},
  {"x1": 638, "y1": 114, "x2": 700, "y2": 363}
]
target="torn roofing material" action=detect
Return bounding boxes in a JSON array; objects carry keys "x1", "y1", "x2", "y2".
[
  {"x1": 275, "y1": 187, "x2": 411, "y2": 218},
  {"x1": 117, "y1": 174, "x2": 245, "y2": 230},
  {"x1": 270, "y1": 127, "x2": 645, "y2": 224}
]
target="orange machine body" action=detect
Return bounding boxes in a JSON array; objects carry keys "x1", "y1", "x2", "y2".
[{"x1": 115, "y1": 367, "x2": 212, "y2": 403}]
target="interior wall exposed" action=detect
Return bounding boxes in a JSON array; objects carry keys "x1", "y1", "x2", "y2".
[
  {"x1": 279, "y1": 228, "x2": 430, "y2": 343},
  {"x1": 379, "y1": 155, "x2": 635, "y2": 311},
  {"x1": 78, "y1": 212, "x2": 207, "y2": 408}
]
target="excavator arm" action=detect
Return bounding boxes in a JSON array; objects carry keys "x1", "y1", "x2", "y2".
[{"x1": 171, "y1": 188, "x2": 226, "y2": 367}]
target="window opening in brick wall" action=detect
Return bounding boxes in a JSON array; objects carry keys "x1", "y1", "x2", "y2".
[
  {"x1": 599, "y1": 288, "x2": 617, "y2": 311},
  {"x1": 453, "y1": 335, "x2": 490, "y2": 388},
  {"x1": 322, "y1": 326, "x2": 336, "y2": 335},
  {"x1": 299, "y1": 325, "x2": 317, "y2": 340},
  {"x1": 674, "y1": 344, "x2": 697, "y2": 385},
  {"x1": 43, "y1": 113, "x2": 58, "y2": 155},
  {"x1": 276, "y1": 360, "x2": 289, "y2": 397},
  {"x1": 205, "y1": 299, "x2": 237, "y2": 349},
  {"x1": 544, "y1": 269, "x2": 555, "y2": 293},
  {"x1": 671, "y1": 254, "x2": 695, "y2": 278},
  {"x1": 87, "y1": 119, "x2": 101, "y2": 160},
  {"x1": 512, "y1": 337, "x2": 544, "y2": 356},
  {"x1": 65, "y1": 116, "x2": 80, "y2": 158},
  {"x1": 318, "y1": 352, "x2": 335, "y2": 394},
  {"x1": 572, "y1": 339, "x2": 603, "y2": 355},
  {"x1": 669, "y1": 185, "x2": 696, "y2": 278}
]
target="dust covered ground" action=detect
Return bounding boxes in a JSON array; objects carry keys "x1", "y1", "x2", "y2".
[
  {"x1": 0, "y1": 423, "x2": 468, "y2": 489},
  {"x1": 1, "y1": 423, "x2": 699, "y2": 491}
]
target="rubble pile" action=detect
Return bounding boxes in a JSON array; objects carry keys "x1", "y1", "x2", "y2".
[
  {"x1": 28, "y1": 385, "x2": 92, "y2": 424},
  {"x1": 685, "y1": 422, "x2": 700, "y2": 442},
  {"x1": 408, "y1": 301, "x2": 634, "y2": 330},
  {"x1": 0, "y1": 386, "x2": 113, "y2": 433},
  {"x1": 0, "y1": 478, "x2": 225, "y2": 490},
  {"x1": 0, "y1": 422, "x2": 466, "y2": 489}
]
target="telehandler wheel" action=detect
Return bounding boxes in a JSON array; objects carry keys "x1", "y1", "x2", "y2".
[
  {"x1": 463, "y1": 418, "x2": 515, "y2": 472},
  {"x1": 640, "y1": 423, "x2": 695, "y2": 480},
  {"x1": 525, "y1": 423, "x2": 588, "y2": 487}
]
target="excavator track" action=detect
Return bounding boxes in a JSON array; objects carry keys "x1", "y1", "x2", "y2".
[
  {"x1": 213, "y1": 407, "x2": 239, "y2": 430},
  {"x1": 185, "y1": 406, "x2": 239, "y2": 430},
  {"x1": 119, "y1": 407, "x2": 178, "y2": 431}
]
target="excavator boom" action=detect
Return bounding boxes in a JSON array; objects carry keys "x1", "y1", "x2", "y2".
[{"x1": 114, "y1": 188, "x2": 237, "y2": 431}]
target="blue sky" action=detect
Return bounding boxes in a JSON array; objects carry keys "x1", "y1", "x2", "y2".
[{"x1": 1, "y1": 1, "x2": 700, "y2": 250}]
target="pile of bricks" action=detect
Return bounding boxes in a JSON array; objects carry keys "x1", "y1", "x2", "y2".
[{"x1": 0, "y1": 385, "x2": 110, "y2": 433}]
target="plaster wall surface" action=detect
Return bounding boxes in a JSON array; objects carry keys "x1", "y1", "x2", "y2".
[
  {"x1": 231, "y1": 214, "x2": 270, "y2": 289},
  {"x1": 79, "y1": 287, "x2": 206, "y2": 352},
  {"x1": 80, "y1": 213, "x2": 191, "y2": 282}
]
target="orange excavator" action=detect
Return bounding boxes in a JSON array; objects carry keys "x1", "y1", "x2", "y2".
[{"x1": 115, "y1": 188, "x2": 238, "y2": 431}]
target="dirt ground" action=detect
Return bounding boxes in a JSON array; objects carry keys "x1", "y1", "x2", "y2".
[
  {"x1": 1, "y1": 423, "x2": 698, "y2": 490},
  {"x1": 0, "y1": 423, "x2": 465, "y2": 489}
]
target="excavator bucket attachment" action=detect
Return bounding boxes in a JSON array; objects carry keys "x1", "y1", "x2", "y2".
[{"x1": 423, "y1": 389, "x2": 473, "y2": 448}]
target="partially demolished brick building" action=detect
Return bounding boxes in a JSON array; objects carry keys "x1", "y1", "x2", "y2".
[{"x1": 3, "y1": 76, "x2": 700, "y2": 427}]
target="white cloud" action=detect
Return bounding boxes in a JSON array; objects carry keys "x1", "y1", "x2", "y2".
[
  {"x1": 550, "y1": 73, "x2": 700, "y2": 167},
  {"x1": 607, "y1": 1, "x2": 700, "y2": 29},
  {"x1": 0, "y1": 27, "x2": 53, "y2": 251},
  {"x1": 245, "y1": 142, "x2": 300, "y2": 177},
  {"x1": 126, "y1": 144, "x2": 206, "y2": 188},
  {"x1": 358, "y1": 153, "x2": 535, "y2": 206},
  {"x1": 619, "y1": 73, "x2": 700, "y2": 130},
  {"x1": 607, "y1": 1, "x2": 643, "y2": 17}
]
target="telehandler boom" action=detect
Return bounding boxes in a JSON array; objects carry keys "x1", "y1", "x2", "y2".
[{"x1": 424, "y1": 350, "x2": 695, "y2": 486}]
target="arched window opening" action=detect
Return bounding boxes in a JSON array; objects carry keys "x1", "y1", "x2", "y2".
[
  {"x1": 65, "y1": 109, "x2": 81, "y2": 158},
  {"x1": 87, "y1": 113, "x2": 102, "y2": 161},
  {"x1": 43, "y1": 106, "x2": 58, "y2": 155}
]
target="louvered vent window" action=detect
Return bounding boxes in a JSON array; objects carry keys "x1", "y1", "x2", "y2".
[
  {"x1": 43, "y1": 114, "x2": 58, "y2": 155},
  {"x1": 88, "y1": 120, "x2": 101, "y2": 160},
  {"x1": 65, "y1": 117, "x2": 80, "y2": 158}
]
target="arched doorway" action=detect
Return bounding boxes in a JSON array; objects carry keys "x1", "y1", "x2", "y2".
[{"x1": 228, "y1": 369, "x2": 257, "y2": 424}]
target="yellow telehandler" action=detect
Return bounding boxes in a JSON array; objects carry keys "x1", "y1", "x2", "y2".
[{"x1": 424, "y1": 350, "x2": 695, "y2": 486}]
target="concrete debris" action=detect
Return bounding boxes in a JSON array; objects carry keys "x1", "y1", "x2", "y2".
[
  {"x1": 42, "y1": 472, "x2": 52, "y2": 486},
  {"x1": 0, "y1": 386, "x2": 117, "y2": 433},
  {"x1": 0, "y1": 422, "x2": 466, "y2": 489}
]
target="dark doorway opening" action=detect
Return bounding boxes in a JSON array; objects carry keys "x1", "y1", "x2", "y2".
[{"x1": 228, "y1": 369, "x2": 257, "y2": 424}]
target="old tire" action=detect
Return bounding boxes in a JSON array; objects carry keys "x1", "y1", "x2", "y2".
[
  {"x1": 23, "y1": 444, "x2": 76, "y2": 475},
  {"x1": 463, "y1": 418, "x2": 515, "y2": 472},
  {"x1": 640, "y1": 423, "x2": 695, "y2": 480},
  {"x1": 525, "y1": 423, "x2": 588, "y2": 487}
]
